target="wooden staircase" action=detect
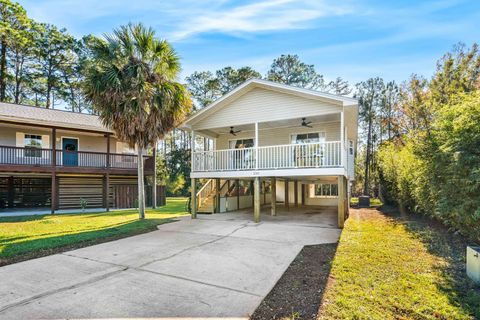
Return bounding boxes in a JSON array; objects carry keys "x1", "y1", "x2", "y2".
[{"x1": 196, "y1": 179, "x2": 231, "y2": 213}]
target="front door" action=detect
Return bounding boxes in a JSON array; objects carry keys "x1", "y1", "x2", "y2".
[{"x1": 62, "y1": 138, "x2": 79, "y2": 166}]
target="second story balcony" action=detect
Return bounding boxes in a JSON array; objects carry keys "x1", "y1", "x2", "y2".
[
  {"x1": 192, "y1": 141, "x2": 343, "y2": 172},
  {"x1": 0, "y1": 145, "x2": 154, "y2": 173}
]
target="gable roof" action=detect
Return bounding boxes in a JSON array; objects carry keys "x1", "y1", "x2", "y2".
[
  {"x1": 0, "y1": 102, "x2": 112, "y2": 133},
  {"x1": 181, "y1": 78, "x2": 358, "y2": 129}
]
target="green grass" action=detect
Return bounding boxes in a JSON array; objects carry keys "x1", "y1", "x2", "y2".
[
  {"x1": 0, "y1": 197, "x2": 188, "y2": 265},
  {"x1": 319, "y1": 208, "x2": 480, "y2": 319},
  {"x1": 350, "y1": 197, "x2": 383, "y2": 207}
]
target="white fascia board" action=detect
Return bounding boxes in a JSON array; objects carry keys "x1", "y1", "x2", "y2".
[{"x1": 191, "y1": 167, "x2": 347, "y2": 179}]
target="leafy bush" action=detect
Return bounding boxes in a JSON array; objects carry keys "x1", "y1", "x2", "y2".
[{"x1": 378, "y1": 92, "x2": 480, "y2": 243}]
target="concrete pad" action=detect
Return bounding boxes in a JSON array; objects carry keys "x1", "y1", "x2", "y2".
[
  {"x1": 0, "y1": 254, "x2": 123, "y2": 308},
  {"x1": 66, "y1": 227, "x2": 221, "y2": 268},
  {"x1": 143, "y1": 235, "x2": 304, "y2": 296},
  {"x1": 0, "y1": 268, "x2": 260, "y2": 319},
  {"x1": 0, "y1": 206, "x2": 340, "y2": 319}
]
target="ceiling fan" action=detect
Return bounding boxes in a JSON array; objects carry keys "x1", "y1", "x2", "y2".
[
  {"x1": 301, "y1": 118, "x2": 313, "y2": 128},
  {"x1": 229, "y1": 126, "x2": 241, "y2": 136}
]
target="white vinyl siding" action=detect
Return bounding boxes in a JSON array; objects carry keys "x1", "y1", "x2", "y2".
[
  {"x1": 215, "y1": 121, "x2": 341, "y2": 150},
  {"x1": 193, "y1": 87, "x2": 342, "y2": 130}
]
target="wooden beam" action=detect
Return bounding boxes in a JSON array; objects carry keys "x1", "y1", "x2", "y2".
[
  {"x1": 215, "y1": 178, "x2": 220, "y2": 213},
  {"x1": 236, "y1": 179, "x2": 240, "y2": 210},
  {"x1": 294, "y1": 180, "x2": 298, "y2": 207},
  {"x1": 191, "y1": 178, "x2": 197, "y2": 219},
  {"x1": 7, "y1": 176, "x2": 14, "y2": 208},
  {"x1": 338, "y1": 175, "x2": 345, "y2": 228},
  {"x1": 285, "y1": 179, "x2": 289, "y2": 211},
  {"x1": 51, "y1": 173, "x2": 56, "y2": 213},
  {"x1": 254, "y1": 177, "x2": 261, "y2": 223},
  {"x1": 105, "y1": 173, "x2": 110, "y2": 212},
  {"x1": 271, "y1": 177, "x2": 276, "y2": 216}
]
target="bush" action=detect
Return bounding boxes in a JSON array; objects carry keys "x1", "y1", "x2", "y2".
[{"x1": 378, "y1": 92, "x2": 480, "y2": 243}]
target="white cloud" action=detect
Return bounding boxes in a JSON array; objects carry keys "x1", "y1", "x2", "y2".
[{"x1": 170, "y1": 0, "x2": 354, "y2": 40}]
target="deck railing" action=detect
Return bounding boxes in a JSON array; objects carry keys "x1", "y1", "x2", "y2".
[
  {"x1": 192, "y1": 141, "x2": 342, "y2": 172},
  {"x1": 0, "y1": 145, "x2": 149, "y2": 170}
]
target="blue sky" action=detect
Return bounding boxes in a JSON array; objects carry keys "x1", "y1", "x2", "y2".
[{"x1": 19, "y1": 0, "x2": 480, "y2": 85}]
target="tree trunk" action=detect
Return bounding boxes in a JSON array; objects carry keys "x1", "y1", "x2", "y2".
[
  {"x1": 363, "y1": 118, "x2": 372, "y2": 195},
  {"x1": 137, "y1": 147, "x2": 145, "y2": 219},
  {"x1": 0, "y1": 38, "x2": 7, "y2": 101}
]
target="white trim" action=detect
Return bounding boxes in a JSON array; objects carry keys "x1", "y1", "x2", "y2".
[
  {"x1": 61, "y1": 136, "x2": 80, "y2": 150},
  {"x1": 191, "y1": 167, "x2": 347, "y2": 179}
]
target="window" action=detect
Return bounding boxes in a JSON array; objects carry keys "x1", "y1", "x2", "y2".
[
  {"x1": 349, "y1": 140, "x2": 354, "y2": 155},
  {"x1": 24, "y1": 134, "x2": 42, "y2": 157},
  {"x1": 229, "y1": 139, "x2": 254, "y2": 149},
  {"x1": 314, "y1": 183, "x2": 338, "y2": 197},
  {"x1": 291, "y1": 132, "x2": 325, "y2": 144}
]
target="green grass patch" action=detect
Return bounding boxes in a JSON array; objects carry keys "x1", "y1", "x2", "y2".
[
  {"x1": 350, "y1": 197, "x2": 383, "y2": 207},
  {"x1": 0, "y1": 197, "x2": 188, "y2": 265},
  {"x1": 319, "y1": 208, "x2": 480, "y2": 320}
]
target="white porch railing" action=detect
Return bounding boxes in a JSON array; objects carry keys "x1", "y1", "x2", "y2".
[{"x1": 192, "y1": 141, "x2": 342, "y2": 172}]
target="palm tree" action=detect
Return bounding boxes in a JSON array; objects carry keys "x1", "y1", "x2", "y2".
[{"x1": 84, "y1": 23, "x2": 191, "y2": 219}]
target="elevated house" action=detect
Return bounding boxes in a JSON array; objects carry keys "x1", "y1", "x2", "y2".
[
  {"x1": 0, "y1": 103, "x2": 163, "y2": 214},
  {"x1": 181, "y1": 79, "x2": 358, "y2": 227}
]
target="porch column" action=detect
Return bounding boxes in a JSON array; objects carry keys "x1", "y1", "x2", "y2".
[
  {"x1": 152, "y1": 145, "x2": 157, "y2": 209},
  {"x1": 51, "y1": 173, "x2": 56, "y2": 214},
  {"x1": 337, "y1": 175, "x2": 346, "y2": 228},
  {"x1": 236, "y1": 179, "x2": 240, "y2": 210},
  {"x1": 191, "y1": 130, "x2": 196, "y2": 172},
  {"x1": 7, "y1": 176, "x2": 14, "y2": 208},
  {"x1": 215, "y1": 178, "x2": 221, "y2": 213},
  {"x1": 340, "y1": 111, "x2": 345, "y2": 167},
  {"x1": 284, "y1": 179, "x2": 289, "y2": 211},
  {"x1": 105, "y1": 133, "x2": 111, "y2": 212},
  {"x1": 254, "y1": 177, "x2": 261, "y2": 223},
  {"x1": 255, "y1": 122, "x2": 259, "y2": 170},
  {"x1": 294, "y1": 180, "x2": 298, "y2": 207},
  {"x1": 191, "y1": 178, "x2": 197, "y2": 219},
  {"x1": 271, "y1": 177, "x2": 276, "y2": 216},
  {"x1": 51, "y1": 127, "x2": 57, "y2": 214}
]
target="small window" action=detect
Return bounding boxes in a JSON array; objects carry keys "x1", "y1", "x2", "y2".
[
  {"x1": 314, "y1": 183, "x2": 338, "y2": 197},
  {"x1": 349, "y1": 140, "x2": 354, "y2": 155},
  {"x1": 292, "y1": 132, "x2": 325, "y2": 144},
  {"x1": 24, "y1": 134, "x2": 42, "y2": 157},
  {"x1": 230, "y1": 139, "x2": 254, "y2": 149}
]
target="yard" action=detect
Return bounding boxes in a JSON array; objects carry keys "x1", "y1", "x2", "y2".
[
  {"x1": 319, "y1": 207, "x2": 480, "y2": 319},
  {"x1": 0, "y1": 198, "x2": 188, "y2": 266}
]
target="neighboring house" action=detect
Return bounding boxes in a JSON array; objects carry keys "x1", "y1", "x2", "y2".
[
  {"x1": 0, "y1": 103, "x2": 162, "y2": 213},
  {"x1": 181, "y1": 79, "x2": 358, "y2": 227}
]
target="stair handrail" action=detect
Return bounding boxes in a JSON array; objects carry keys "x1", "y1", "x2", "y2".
[{"x1": 197, "y1": 179, "x2": 214, "y2": 208}]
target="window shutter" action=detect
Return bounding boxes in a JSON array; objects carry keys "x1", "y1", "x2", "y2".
[{"x1": 16, "y1": 132, "x2": 24, "y2": 147}]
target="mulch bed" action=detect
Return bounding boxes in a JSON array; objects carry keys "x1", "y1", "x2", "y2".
[{"x1": 251, "y1": 243, "x2": 338, "y2": 320}]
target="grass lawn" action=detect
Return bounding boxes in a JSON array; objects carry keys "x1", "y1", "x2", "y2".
[
  {"x1": 0, "y1": 197, "x2": 188, "y2": 266},
  {"x1": 319, "y1": 207, "x2": 480, "y2": 319},
  {"x1": 350, "y1": 197, "x2": 383, "y2": 207}
]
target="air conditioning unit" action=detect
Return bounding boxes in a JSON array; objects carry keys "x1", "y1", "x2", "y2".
[{"x1": 467, "y1": 246, "x2": 480, "y2": 284}]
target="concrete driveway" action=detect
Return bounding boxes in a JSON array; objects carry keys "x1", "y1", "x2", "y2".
[{"x1": 0, "y1": 207, "x2": 340, "y2": 319}]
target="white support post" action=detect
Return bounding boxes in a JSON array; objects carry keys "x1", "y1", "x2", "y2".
[
  {"x1": 191, "y1": 130, "x2": 196, "y2": 171},
  {"x1": 255, "y1": 122, "x2": 259, "y2": 170},
  {"x1": 340, "y1": 111, "x2": 345, "y2": 167}
]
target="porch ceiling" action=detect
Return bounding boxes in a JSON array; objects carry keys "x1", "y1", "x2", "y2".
[{"x1": 197, "y1": 113, "x2": 341, "y2": 136}]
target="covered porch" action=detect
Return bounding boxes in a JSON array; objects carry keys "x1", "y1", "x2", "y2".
[{"x1": 191, "y1": 175, "x2": 349, "y2": 228}]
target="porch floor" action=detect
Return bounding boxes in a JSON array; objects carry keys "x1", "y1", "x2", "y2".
[{"x1": 201, "y1": 205, "x2": 338, "y2": 228}]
